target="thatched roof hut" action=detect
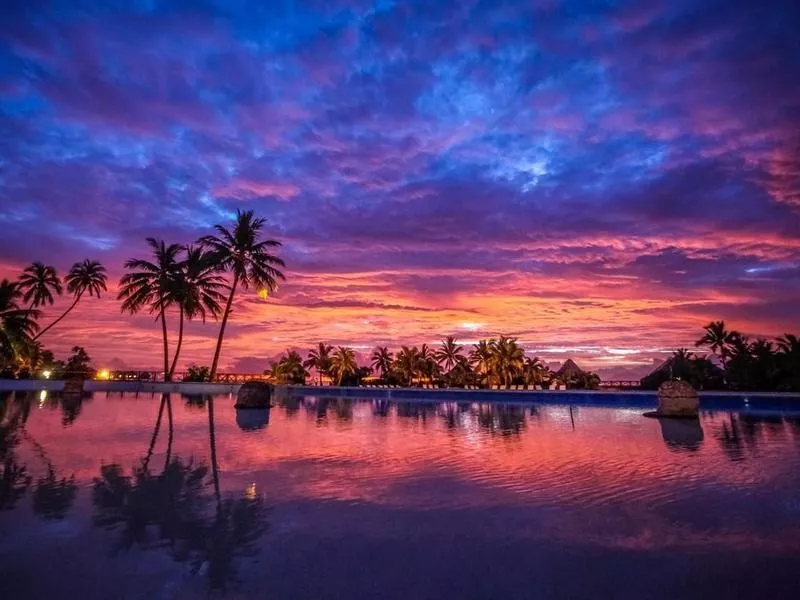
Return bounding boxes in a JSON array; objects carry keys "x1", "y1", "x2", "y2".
[{"x1": 555, "y1": 359, "x2": 585, "y2": 380}]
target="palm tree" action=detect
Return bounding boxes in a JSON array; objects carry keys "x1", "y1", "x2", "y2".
[
  {"x1": 490, "y1": 336, "x2": 525, "y2": 387},
  {"x1": 33, "y1": 260, "x2": 106, "y2": 341},
  {"x1": 370, "y1": 346, "x2": 393, "y2": 381},
  {"x1": 18, "y1": 262, "x2": 62, "y2": 311},
  {"x1": 168, "y1": 246, "x2": 227, "y2": 379},
  {"x1": 1, "y1": 280, "x2": 40, "y2": 369},
  {"x1": 273, "y1": 350, "x2": 307, "y2": 384},
  {"x1": 777, "y1": 334, "x2": 800, "y2": 356},
  {"x1": 304, "y1": 343, "x2": 333, "y2": 385},
  {"x1": 118, "y1": 239, "x2": 182, "y2": 381},
  {"x1": 329, "y1": 346, "x2": 357, "y2": 385},
  {"x1": 418, "y1": 343, "x2": 440, "y2": 382},
  {"x1": 469, "y1": 340, "x2": 493, "y2": 383},
  {"x1": 435, "y1": 336, "x2": 463, "y2": 373},
  {"x1": 696, "y1": 321, "x2": 733, "y2": 364},
  {"x1": 523, "y1": 355, "x2": 546, "y2": 385},
  {"x1": 200, "y1": 210, "x2": 285, "y2": 380},
  {"x1": 394, "y1": 345, "x2": 421, "y2": 385}
]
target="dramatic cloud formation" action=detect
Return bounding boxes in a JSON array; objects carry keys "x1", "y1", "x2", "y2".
[{"x1": 1, "y1": 0, "x2": 799, "y2": 377}]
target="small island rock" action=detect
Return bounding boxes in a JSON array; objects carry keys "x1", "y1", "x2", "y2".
[
  {"x1": 649, "y1": 380, "x2": 699, "y2": 418},
  {"x1": 236, "y1": 381, "x2": 272, "y2": 409}
]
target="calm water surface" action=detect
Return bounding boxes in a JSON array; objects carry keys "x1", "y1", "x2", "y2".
[{"x1": 1, "y1": 390, "x2": 800, "y2": 599}]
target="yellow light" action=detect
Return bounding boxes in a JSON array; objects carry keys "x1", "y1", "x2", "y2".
[
  {"x1": 42, "y1": 370, "x2": 52, "y2": 379},
  {"x1": 245, "y1": 482, "x2": 257, "y2": 500},
  {"x1": 257, "y1": 288, "x2": 269, "y2": 299},
  {"x1": 97, "y1": 369, "x2": 110, "y2": 380},
  {"x1": 39, "y1": 390, "x2": 48, "y2": 404}
]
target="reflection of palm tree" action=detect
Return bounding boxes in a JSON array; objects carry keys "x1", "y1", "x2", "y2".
[
  {"x1": 33, "y1": 469, "x2": 78, "y2": 520},
  {"x1": 1, "y1": 394, "x2": 32, "y2": 510},
  {"x1": 21, "y1": 427, "x2": 79, "y2": 519},
  {"x1": 93, "y1": 393, "x2": 269, "y2": 593},
  {"x1": 34, "y1": 260, "x2": 107, "y2": 341},
  {"x1": 0, "y1": 457, "x2": 30, "y2": 509}
]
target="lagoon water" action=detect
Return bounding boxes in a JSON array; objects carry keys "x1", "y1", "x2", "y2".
[{"x1": 1, "y1": 390, "x2": 800, "y2": 599}]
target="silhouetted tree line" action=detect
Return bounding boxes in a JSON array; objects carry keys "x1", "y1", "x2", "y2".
[{"x1": 641, "y1": 321, "x2": 800, "y2": 392}]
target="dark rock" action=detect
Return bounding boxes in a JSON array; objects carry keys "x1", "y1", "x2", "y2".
[
  {"x1": 235, "y1": 381, "x2": 272, "y2": 408},
  {"x1": 644, "y1": 380, "x2": 699, "y2": 418},
  {"x1": 63, "y1": 378, "x2": 84, "y2": 396}
]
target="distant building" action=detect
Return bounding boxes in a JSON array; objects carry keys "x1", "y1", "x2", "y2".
[{"x1": 555, "y1": 359, "x2": 586, "y2": 380}]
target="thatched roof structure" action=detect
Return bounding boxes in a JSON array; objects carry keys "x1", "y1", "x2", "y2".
[{"x1": 555, "y1": 359, "x2": 585, "y2": 380}]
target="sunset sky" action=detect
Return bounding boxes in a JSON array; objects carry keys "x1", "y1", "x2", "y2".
[{"x1": 1, "y1": 0, "x2": 799, "y2": 377}]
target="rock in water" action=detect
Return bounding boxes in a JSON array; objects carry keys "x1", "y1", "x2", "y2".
[
  {"x1": 645, "y1": 380, "x2": 699, "y2": 418},
  {"x1": 63, "y1": 378, "x2": 85, "y2": 395},
  {"x1": 236, "y1": 381, "x2": 272, "y2": 409}
]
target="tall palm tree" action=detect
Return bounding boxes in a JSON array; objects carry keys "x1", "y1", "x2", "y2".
[
  {"x1": 200, "y1": 210, "x2": 285, "y2": 380},
  {"x1": 118, "y1": 239, "x2": 182, "y2": 381},
  {"x1": 370, "y1": 346, "x2": 393, "y2": 380},
  {"x1": 394, "y1": 345, "x2": 420, "y2": 386},
  {"x1": 435, "y1": 336, "x2": 463, "y2": 373},
  {"x1": 33, "y1": 260, "x2": 107, "y2": 341},
  {"x1": 696, "y1": 321, "x2": 733, "y2": 364},
  {"x1": 273, "y1": 350, "x2": 307, "y2": 384},
  {"x1": 1, "y1": 280, "x2": 40, "y2": 367},
  {"x1": 18, "y1": 262, "x2": 62, "y2": 311},
  {"x1": 168, "y1": 246, "x2": 227, "y2": 379},
  {"x1": 777, "y1": 334, "x2": 800, "y2": 357},
  {"x1": 523, "y1": 355, "x2": 545, "y2": 385},
  {"x1": 469, "y1": 340, "x2": 493, "y2": 382},
  {"x1": 329, "y1": 346, "x2": 357, "y2": 385},
  {"x1": 490, "y1": 336, "x2": 525, "y2": 387},
  {"x1": 304, "y1": 343, "x2": 333, "y2": 385}
]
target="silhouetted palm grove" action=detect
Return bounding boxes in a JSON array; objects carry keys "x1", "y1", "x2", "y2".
[
  {"x1": 640, "y1": 321, "x2": 800, "y2": 392},
  {"x1": 267, "y1": 335, "x2": 601, "y2": 390},
  {"x1": 0, "y1": 209, "x2": 285, "y2": 381},
  {"x1": 2, "y1": 211, "x2": 799, "y2": 393}
]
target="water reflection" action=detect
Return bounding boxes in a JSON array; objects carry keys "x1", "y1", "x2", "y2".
[
  {"x1": 92, "y1": 393, "x2": 270, "y2": 593},
  {"x1": 3, "y1": 391, "x2": 800, "y2": 599},
  {"x1": 1, "y1": 392, "x2": 32, "y2": 510},
  {"x1": 657, "y1": 418, "x2": 705, "y2": 452},
  {"x1": 710, "y1": 413, "x2": 791, "y2": 462}
]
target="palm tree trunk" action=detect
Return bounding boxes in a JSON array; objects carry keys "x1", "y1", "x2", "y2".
[
  {"x1": 143, "y1": 394, "x2": 167, "y2": 472},
  {"x1": 208, "y1": 396, "x2": 221, "y2": 509},
  {"x1": 168, "y1": 310, "x2": 185, "y2": 380},
  {"x1": 164, "y1": 394, "x2": 173, "y2": 471},
  {"x1": 209, "y1": 273, "x2": 239, "y2": 381},
  {"x1": 33, "y1": 294, "x2": 81, "y2": 341},
  {"x1": 159, "y1": 297, "x2": 170, "y2": 382}
]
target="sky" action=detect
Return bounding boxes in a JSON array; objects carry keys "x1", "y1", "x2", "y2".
[{"x1": 1, "y1": 0, "x2": 799, "y2": 378}]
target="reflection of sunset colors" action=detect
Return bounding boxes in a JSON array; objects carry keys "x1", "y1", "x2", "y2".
[
  {"x1": 1, "y1": 1, "x2": 799, "y2": 377},
  {"x1": 15, "y1": 393, "x2": 800, "y2": 554}
]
